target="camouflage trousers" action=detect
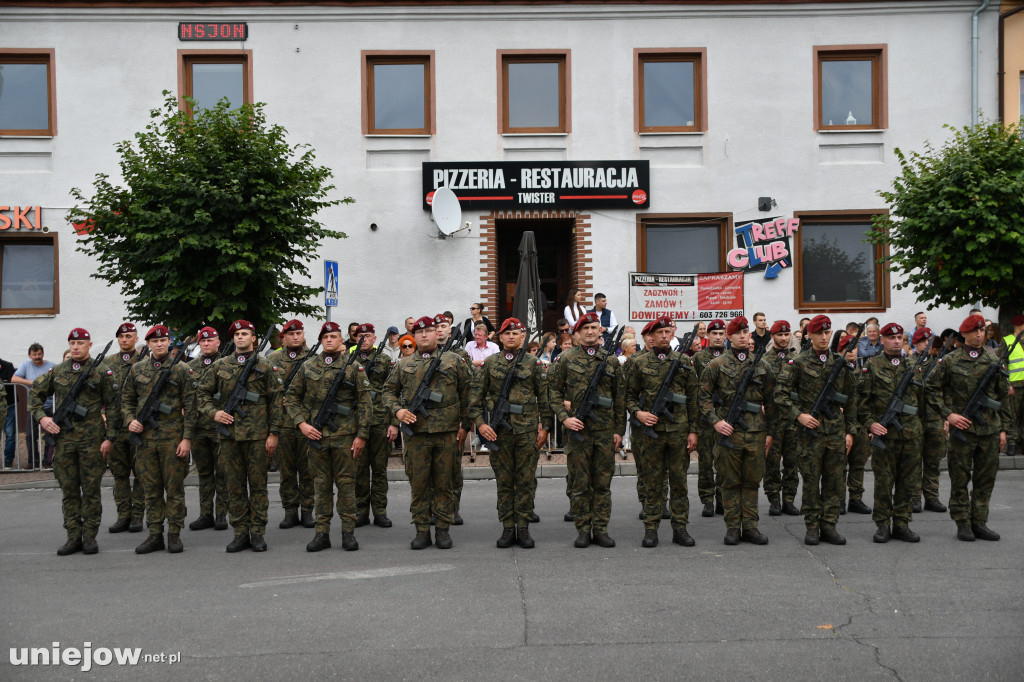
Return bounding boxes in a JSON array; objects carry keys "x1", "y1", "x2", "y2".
[
  {"x1": 1007, "y1": 387, "x2": 1023, "y2": 450},
  {"x1": 277, "y1": 426, "x2": 313, "y2": 514},
  {"x1": 53, "y1": 437, "x2": 105, "y2": 539},
  {"x1": 136, "y1": 438, "x2": 189, "y2": 534},
  {"x1": 632, "y1": 430, "x2": 669, "y2": 511},
  {"x1": 356, "y1": 424, "x2": 391, "y2": 517},
  {"x1": 308, "y1": 435, "x2": 358, "y2": 533},
  {"x1": 407, "y1": 431, "x2": 457, "y2": 531},
  {"x1": 565, "y1": 429, "x2": 616, "y2": 534},
  {"x1": 696, "y1": 424, "x2": 719, "y2": 504},
  {"x1": 870, "y1": 435, "x2": 921, "y2": 527},
  {"x1": 639, "y1": 430, "x2": 690, "y2": 530},
  {"x1": 106, "y1": 433, "x2": 144, "y2": 521},
  {"x1": 191, "y1": 429, "x2": 228, "y2": 517},
  {"x1": 797, "y1": 428, "x2": 847, "y2": 530},
  {"x1": 489, "y1": 430, "x2": 539, "y2": 528},
  {"x1": 714, "y1": 431, "x2": 766, "y2": 531},
  {"x1": 764, "y1": 423, "x2": 800, "y2": 503},
  {"x1": 845, "y1": 433, "x2": 870, "y2": 501},
  {"x1": 947, "y1": 431, "x2": 1000, "y2": 525},
  {"x1": 220, "y1": 439, "x2": 269, "y2": 535},
  {"x1": 917, "y1": 421, "x2": 947, "y2": 501}
]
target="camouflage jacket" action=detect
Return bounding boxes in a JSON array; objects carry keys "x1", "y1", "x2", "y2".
[
  {"x1": 269, "y1": 345, "x2": 312, "y2": 432},
  {"x1": 699, "y1": 349, "x2": 778, "y2": 436},
  {"x1": 196, "y1": 351, "x2": 284, "y2": 440},
  {"x1": 353, "y1": 345, "x2": 398, "y2": 427},
  {"x1": 625, "y1": 347, "x2": 699, "y2": 434},
  {"x1": 763, "y1": 345, "x2": 795, "y2": 376},
  {"x1": 692, "y1": 345, "x2": 726, "y2": 381},
  {"x1": 30, "y1": 357, "x2": 117, "y2": 442},
  {"x1": 382, "y1": 347, "x2": 472, "y2": 434},
  {"x1": 469, "y1": 349, "x2": 552, "y2": 434},
  {"x1": 100, "y1": 349, "x2": 143, "y2": 435},
  {"x1": 283, "y1": 352, "x2": 373, "y2": 439},
  {"x1": 546, "y1": 344, "x2": 626, "y2": 435},
  {"x1": 121, "y1": 355, "x2": 197, "y2": 441},
  {"x1": 188, "y1": 352, "x2": 221, "y2": 432},
  {"x1": 913, "y1": 353, "x2": 944, "y2": 426},
  {"x1": 777, "y1": 347, "x2": 859, "y2": 437},
  {"x1": 925, "y1": 345, "x2": 1011, "y2": 436},
  {"x1": 856, "y1": 353, "x2": 923, "y2": 441}
]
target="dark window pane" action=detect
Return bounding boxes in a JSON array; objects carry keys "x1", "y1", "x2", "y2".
[
  {"x1": 800, "y1": 222, "x2": 876, "y2": 303},
  {"x1": 821, "y1": 59, "x2": 873, "y2": 126},
  {"x1": 190, "y1": 62, "x2": 243, "y2": 110},
  {"x1": 646, "y1": 225, "x2": 719, "y2": 273},
  {"x1": 507, "y1": 62, "x2": 560, "y2": 129},
  {"x1": 0, "y1": 63, "x2": 49, "y2": 130},
  {"x1": 373, "y1": 63, "x2": 425, "y2": 130},
  {"x1": 643, "y1": 60, "x2": 694, "y2": 128},
  {"x1": 2, "y1": 243, "x2": 54, "y2": 309}
]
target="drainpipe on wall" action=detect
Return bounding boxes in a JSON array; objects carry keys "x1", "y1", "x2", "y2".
[{"x1": 972, "y1": 0, "x2": 992, "y2": 125}]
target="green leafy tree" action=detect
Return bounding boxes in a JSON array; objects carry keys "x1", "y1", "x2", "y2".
[
  {"x1": 869, "y1": 118, "x2": 1024, "y2": 327},
  {"x1": 69, "y1": 91, "x2": 350, "y2": 337}
]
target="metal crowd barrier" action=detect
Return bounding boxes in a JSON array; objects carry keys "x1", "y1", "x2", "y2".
[{"x1": 1, "y1": 382, "x2": 49, "y2": 472}]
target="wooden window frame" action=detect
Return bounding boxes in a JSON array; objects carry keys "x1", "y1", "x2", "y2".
[
  {"x1": 635, "y1": 213, "x2": 732, "y2": 273},
  {"x1": 793, "y1": 209, "x2": 890, "y2": 314},
  {"x1": 0, "y1": 49, "x2": 57, "y2": 137},
  {"x1": 497, "y1": 50, "x2": 571, "y2": 134},
  {"x1": 361, "y1": 51, "x2": 435, "y2": 135},
  {"x1": 634, "y1": 48, "x2": 707, "y2": 133},
  {"x1": 177, "y1": 50, "x2": 253, "y2": 113},
  {"x1": 813, "y1": 45, "x2": 887, "y2": 131},
  {"x1": 0, "y1": 232, "x2": 60, "y2": 316}
]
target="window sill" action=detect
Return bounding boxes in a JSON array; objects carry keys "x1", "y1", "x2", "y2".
[
  {"x1": 0, "y1": 135, "x2": 55, "y2": 140},
  {"x1": 815, "y1": 129, "x2": 886, "y2": 134},
  {"x1": 0, "y1": 312, "x2": 57, "y2": 318},
  {"x1": 638, "y1": 131, "x2": 705, "y2": 136},
  {"x1": 501, "y1": 133, "x2": 569, "y2": 137},
  {"x1": 364, "y1": 134, "x2": 432, "y2": 138}
]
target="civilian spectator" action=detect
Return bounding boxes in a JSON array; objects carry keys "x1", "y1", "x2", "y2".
[
  {"x1": 555, "y1": 318, "x2": 571, "y2": 338},
  {"x1": 382, "y1": 326, "x2": 403, "y2": 361},
  {"x1": 467, "y1": 324, "x2": 499, "y2": 368},
  {"x1": 750, "y1": 312, "x2": 771, "y2": 352},
  {"x1": 346, "y1": 321, "x2": 361, "y2": 350},
  {"x1": 12, "y1": 343, "x2": 55, "y2": 468},
  {"x1": 563, "y1": 288, "x2": 586, "y2": 328},
  {"x1": 539, "y1": 332, "x2": 557, "y2": 364},
  {"x1": 619, "y1": 337, "x2": 637, "y2": 364},
  {"x1": 984, "y1": 322, "x2": 1001, "y2": 355},
  {"x1": 557, "y1": 333, "x2": 574, "y2": 353},
  {"x1": 405, "y1": 317, "x2": 416, "y2": 334},
  {"x1": 857, "y1": 323, "x2": 882, "y2": 359},
  {"x1": 694, "y1": 321, "x2": 709, "y2": 349},
  {"x1": 462, "y1": 303, "x2": 496, "y2": 340},
  {"x1": 590, "y1": 293, "x2": 618, "y2": 342},
  {"x1": 398, "y1": 335, "x2": 417, "y2": 358},
  {"x1": 526, "y1": 341, "x2": 541, "y2": 356},
  {"x1": 1, "y1": 355, "x2": 16, "y2": 467}
]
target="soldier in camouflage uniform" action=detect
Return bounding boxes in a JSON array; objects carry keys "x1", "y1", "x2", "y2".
[
  {"x1": 187, "y1": 326, "x2": 230, "y2": 531},
  {"x1": 858, "y1": 323, "x2": 924, "y2": 543},
  {"x1": 547, "y1": 312, "x2": 625, "y2": 548},
  {"x1": 383, "y1": 315, "x2": 472, "y2": 550},
  {"x1": 469, "y1": 318, "x2": 551, "y2": 549},
  {"x1": 268, "y1": 319, "x2": 316, "y2": 530},
  {"x1": 762, "y1": 320, "x2": 801, "y2": 517},
  {"x1": 436, "y1": 313, "x2": 471, "y2": 526},
  {"x1": 1001, "y1": 315, "x2": 1024, "y2": 456},
  {"x1": 840, "y1": 338, "x2": 873, "y2": 516},
  {"x1": 777, "y1": 315, "x2": 859, "y2": 546},
  {"x1": 352, "y1": 323, "x2": 398, "y2": 529},
  {"x1": 700, "y1": 317, "x2": 777, "y2": 545},
  {"x1": 197, "y1": 320, "x2": 283, "y2": 552},
  {"x1": 122, "y1": 325, "x2": 196, "y2": 554},
  {"x1": 626, "y1": 317, "x2": 698, "y2": 548},
  {"x1": 626, "y1": 323, "x2": 669, "y2": 521},
  {"x1": 910, "y1": 328, "x2": 948, "y2": 514},
  {"x1": 101, "y1": 322, "x2": 146, "y2": 533},
  {"x1": 283, "y1": 321, "x2": 372, "y2": 552},
  {"x1": 926, "y1": 314, "x2": 1012, "y2": 542},
  {"x1": 693, "y1": 319, "x2": 727, "y2": 517},
  {"x1": 31, "y1": 328, "x2": 117, "y2": 555}
]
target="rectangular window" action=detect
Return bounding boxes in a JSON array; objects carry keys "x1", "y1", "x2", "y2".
[
  {"x1": 498, "y1": 50, "x2": 570, "y2": 134},
  {"x1": 793, "y1": 211, "x2": 889, "y2": 312},
  {"x1": 0, "y1": 50, "x2": 56, "y2": 136},
  {"x1": 178, "y1": 51, "x2": 252, "y2": 111},
  {"x1": 362, "y1": 52, "x2": 434, "y2": 135},
  {"x1": 635, "y1": 49, "x2": 706, "y2": 132},
  {"x1": 814, "y1": 45, "x2": 886, "y2": 130},
  {"x1": 1019, "y1": 73, "x2": 1023, "y2": 119},
  {"x1": 0, "y1": 235, "x2": 59, "y2": 314},
  {"x1": 636, "y1": 215, "x2": 731, "y2": 273}
]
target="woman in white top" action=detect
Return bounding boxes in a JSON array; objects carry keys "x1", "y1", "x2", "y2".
[{"x1": 562, "y1": 288, "x2": 586, "y2": 328}]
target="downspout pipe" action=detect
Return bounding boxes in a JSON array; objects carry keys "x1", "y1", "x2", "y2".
[{"x1": 973, "y1": 0, "x2": 992, "y2": 125}]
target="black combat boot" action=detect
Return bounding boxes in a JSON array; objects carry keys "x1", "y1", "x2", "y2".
[
  {"x1": 563, "y1": 511, "x2": 574, "y2": 522},
  {"x1": 768, "y1": 495, "x2": 782, "y2": 516},
  {"x1": 924, "y1": 498, "x2": 947, "y2": 513},
  {"x1": 435, "y1": 528, "x2": 453, "y2": 549},
  {"x1": 279, "y1": 511, "x2": 300, "y2": 529},
  {"x1": 82, "y1": 535, "x2": 99, "y2": 555},
  {"x1": 135, "y1": 533, "x2": 165, "y2": 554},
  {"x1": 108, "y1": 518, "x2": 130, "y2": 533},
  {"x1": 804, "y1": 527, "x2": 820, "y2": 546},
  {"x1": 496, "y1": 527, "x2": 516, "y2": 549},
  {"x1": 129, "y1": 517, "x2": 144, "y2": 533},
  {"x1": 873, "y1": 524, "x2": 891, "y2": 543},
  {"x1": 723, "y1": 528, "x2": 740, "y2": 545},
  {"x1": 672, "y1": 527, "x2": 695, "y2": 547},
  {"x1": 591, "y1": 531, "x2": 615, "y2": 548},
  {"x1": 891, "y1": 524, "x2": 920, "y2": 543},
  {"x1": 214, "y1": 513, "x2": 229, "y2": 530},
  {"x1": 516, "y1": 526, "x2": 534, "y2": 549},
  {"x1": 573, "y1": 531, "x2": 591, "y2": 548},
  {"x1": 452, "y1": 511, "x2": 464, "y2": 526},
  {"x1": 189, "y1": 514, "x2": 215, "y2": 531},
  {"x1": 167, "y1": 533, "x2": 183, "y2": 553},
  {"x1": 820, "y1": 527, "x2": 846, "y2": 545},
  {"x1": 971, "y1": 522, "x2": 1000, "y2": 541},
  {"x1": 641, "y1": 529, "x2": 659, "y2": 548},
  {"x1": 848, "y1": 499, "x2": 871, "y2": 514},
  {"x1": 341, "y1": 531, "x2": 359, "y2": 551},
  {"x1": 410, "y1": 530, "x2": 432, "y2": 550},
  {"x1": 57, "y1": 536, "x2": 83, "y2": 556},
  {"x1": 741, "y1": 528, "x2": 768, "y2": 545},
  {"x1": 250, "y1": 533, "x2": 267, "y2": 552},
  {"x1": 638, "y1": 510, "x2": 645, "y2": 520},
  {"x1": 702, "y1": 502, "x2": 715, "y2": 518},
  {"x1": 956, "y1": 523, "x2": 975, "y2": 542},
  {"x1": 226, "y1": 533, "x2": 251, "y2": 552},
  {"x1": 373, "y1": 513, "x2": 393, "y2": 528},
  {"x1": 355, "y1": 513, "x2": 370, "y2": 528},
  {"x1": 306, "y1": 532, "x2": 331, "y2": 552},
  {"x1": 911, "y1": 497, "x2": 923, "y2": 514},
  {"x1": 528, "y1": 512, "x2": 540, "y2": 523},
  {"x1": 301, "y1": 509, "x2": 315, "y2": 528},
  {"x1": 782, "y1": 500, "x2": 801, "y2": 516}
]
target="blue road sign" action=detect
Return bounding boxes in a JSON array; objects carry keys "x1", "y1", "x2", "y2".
[{"x1": 325, "y1": 260, "x2": 339, "y2": 307}]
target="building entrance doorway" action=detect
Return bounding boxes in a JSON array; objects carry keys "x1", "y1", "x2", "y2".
[{"x1": 495, "y1": 218, "x2": 573, "y2": 333}]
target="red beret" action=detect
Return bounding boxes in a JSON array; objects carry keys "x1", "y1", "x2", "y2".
[
  {"x1": 959, "y1": 314, "x2": 986, "y2": 334},
  {"x1": 281, "y1": 319, "x2": 303, "y2": 333},
  {"x1": 911, "y1": 327, "x2": 932, "y2": 345},
  {"x1": 499, "y1": 317, "x2": 525, "y2": 334},
  {"x1": 837, "y1": 334, "x2": 856, "y2": 353},
  {"x1": 198, "y1": 326, "x2": 219, "y2": 339},
  {"x1": 706, "y1": 319, "x2": 726, "y2": 332},
  {"x1": 413, "y1": 316, "x2": 436, "y2": 331},
  {"x1": 355, "y1": 323, "x2": 375, "y2": 335},
  {"x1": 648, "y1": 316, "x2": 674, "y2": 333},
  {"x1": 68, "y1": 327, "x2": 90, "y2": 341},
  {"x1": 231, "y1": 320, "x2": 255, "y2": 333},
  {"x1": 432, "y1": 314, "x2": 450, "y2": 327},
  {"x1": 319, "y1": 321, "x2": 342, "y2": 339},
  {"x1": 879, "y1": 322, "x2": 903, "y2": 337},
  {"x1": 1010, "y1": 314, "x2": 1024, "y2": 326},
  {"x1": 145, "y1": 325, "x2": 170, "y2": 340},
  {"x1": 573, "y1": 312, "x2": 601, "y2": 334},
  {"x1": 805, "y1": 315, "x2": 831, "y2": 333},
  {"x1": 640, "y1": 321, "x2": 655, "y2": 336},
  {"x1": 116, "y1": 322, "x2": 136, "y2": 336},
  {"x1": 770, "y1": 320, "x2": 791, "y2": 335},
  {"x1": 726, "y1": 316, "x2": 748, "y2": 336}
]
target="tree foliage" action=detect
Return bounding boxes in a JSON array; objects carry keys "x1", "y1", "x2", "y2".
[
  {"x1": 69, "y1": 92, "x2": 350, "y2": 336},
  {"x1": 869, "y1": 118, "x2": 1024, "y2": 320}
]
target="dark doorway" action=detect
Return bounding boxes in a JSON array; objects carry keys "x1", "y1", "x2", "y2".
[{"x1": 496, "y1": 219, "x2": 573, "y2": 333}]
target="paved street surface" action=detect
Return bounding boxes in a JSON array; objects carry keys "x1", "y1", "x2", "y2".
[{"x1": 2, "y1": 472, "x2": 1023, "y2": 681}]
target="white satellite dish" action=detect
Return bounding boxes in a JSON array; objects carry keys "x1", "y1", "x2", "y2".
[{"x1": 431, "y1": 187, "x2": 463, "y2": 236}]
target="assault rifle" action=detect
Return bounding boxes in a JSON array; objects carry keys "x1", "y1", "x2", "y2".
[
  {"x1": 803, "y1": 324, "x2": 864, "y2": 437},
  {"x1": 717, "y1": 343, "x2": 769, "y2": 449},
  {"x1": 950, "y1": 331, "x2": 1024, "y2": 442},
  {"x1": 217, "y1": 339, "x2": 236, "y2": 359},
  {"x1": 282, "y1": 341, "x2": 321, "y2": 392},
  {"x1": 479, "y1": 342, "x2": 529, "y2": 453},
  {"x1": 630, "y1": 323, "x2": 699, "y2": 440},
  {"x1": 919, "y1": 334, "x2": 956, "y2": 386},
  {"x1": 307, "y1": 347, "x2": 362, "y2": 451},
  {"x1": 400, "y1": 330, "x2": 461, "y2": 437},
  {"x1": 216, "y1": 325, "x2": 274, "y2": 438},
  {"x1": 569, "y1": 326, "x2": 625, "y2": 442},
  {"x1": 869, "y1": 346, "x2": 929, "y2": 450},
  {"x1": 44, "y1": 340, "x2": 114, "y2": 446},
  {"x1": 120, "y1": 346, "x2": 149, "y2": 394},
  {"x1": 127, "y1": 339, "x2": 194, "y2": 447}
]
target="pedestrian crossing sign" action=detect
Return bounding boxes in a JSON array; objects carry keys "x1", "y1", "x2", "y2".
[{"x1": 325, "y1": 260, "x2": 339, "y2": 307}]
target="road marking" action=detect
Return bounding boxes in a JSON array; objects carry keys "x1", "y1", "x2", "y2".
[{"x1": 239, "y1": 563, "x2": 455, "y2": 588}]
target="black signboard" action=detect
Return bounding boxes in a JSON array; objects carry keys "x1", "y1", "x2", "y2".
[
  {"x1": 179, "y1": 22, "x2": 248, "y2": 41},
  {"x1": 422, "y1": 160, "x2": 650, "y2": 210}
]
